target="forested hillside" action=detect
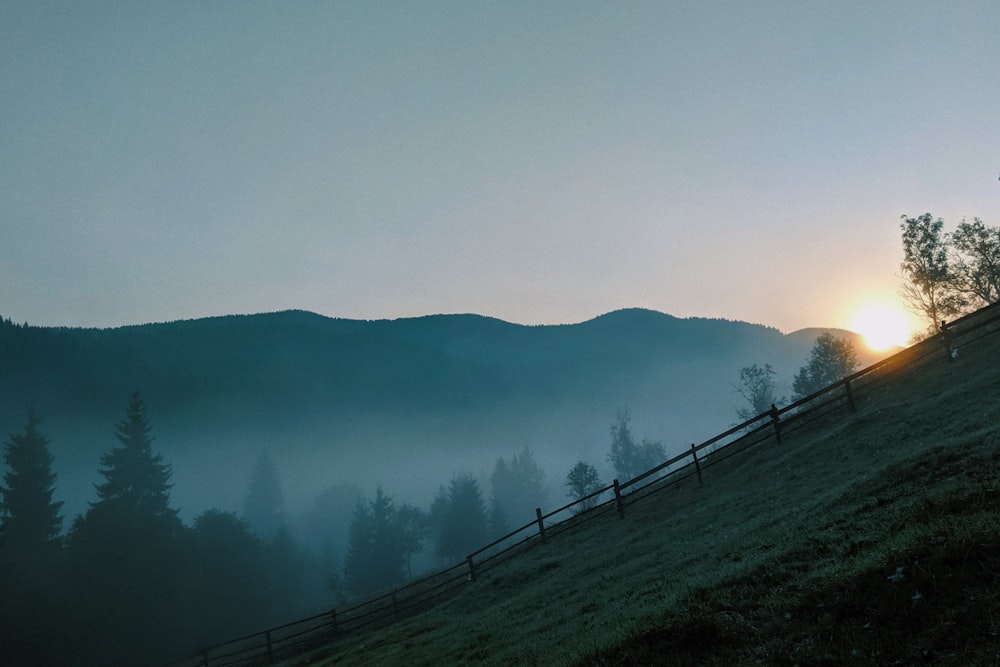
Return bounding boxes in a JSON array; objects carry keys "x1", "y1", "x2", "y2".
[
  {"x1": 0, "y1": 309, "x2": 882, "y2": 520},
  {"x1": 0, "y1": 308, "x2": 888, "y2": 665},
  {"x1": 281, "y1": 306, "x2": 1000, "y2": 667}
]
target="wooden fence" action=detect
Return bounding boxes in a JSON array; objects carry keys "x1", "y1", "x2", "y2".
[{"x1": 164, "y1": 300, "x2": 1000, "y2": 666}]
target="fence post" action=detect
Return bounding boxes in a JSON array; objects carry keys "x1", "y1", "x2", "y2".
[
  {"x1": 690, "y1": 443, "x2": 703, "y2": 484},
  {"x1": 613, "y1": 479, "x2": 624, "y2": 519},
  {"x1": 535, "y1": 507, "x2": 547, "y2": 543},
  {"x1": 844, "y1": 379, "x2": 856, "y2": 412},
  {"x1": 265, "y1": 630, "x2": 274, "y2": 664},
  {"x1": 466, "y1": 555, "x2": 477, "y2": 582},
  {"x1": 770, "y1": 404, "x2": 782, "y2": 445},
  {"x1": 940, "y1": 320, "x2": 956, "y2": 361},
  {"x1": 329, "y1": 608, "x2": 338, "y2": 636}
]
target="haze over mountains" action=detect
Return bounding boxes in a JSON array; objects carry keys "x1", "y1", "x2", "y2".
[{"x1": 0, "y1": 308, "x2": 884, "y2": 525}]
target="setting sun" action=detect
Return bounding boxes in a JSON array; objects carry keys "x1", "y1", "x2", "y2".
[{"x1": 849, "y1": 303, "x2": 913, "y2": 351}]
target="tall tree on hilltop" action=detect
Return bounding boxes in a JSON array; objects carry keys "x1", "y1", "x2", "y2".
[
  {"x1": 242, "y1": 450, "x2": 286, "y2": 539},
  {"x1": 899, "y1": 213, "x2": 966, "y2": 335},
  {"x1": 1, "y1": 408, "x2": 63, "y2": 552},
  {"x1": 949, "y1": 217, "x2": 1000, "y2": 307}
]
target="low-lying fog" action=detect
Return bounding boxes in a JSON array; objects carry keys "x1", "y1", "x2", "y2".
[{"x1": 48, "y1": 393, "x2": 729, "y2": 532}]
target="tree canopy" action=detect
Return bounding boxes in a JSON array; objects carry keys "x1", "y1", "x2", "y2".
[
  {"x1": 792, "y1": 333, "x2": 858, "y2": 399},
  {"x1": 899, "y1": 213, "x2": 1000, "y2": 335},
  {"x1": 565, "y1": 461, "x2": 603, "y2": 513},
  {"x1": 607, "y1": 409, "x2": 666, "y2": 481},
  {"x1": 949, "y1": 217, "x2": 1000, "y2": 307},
  {"x1": 734, "y1": 363, "x2": 781, "y2": 420}
]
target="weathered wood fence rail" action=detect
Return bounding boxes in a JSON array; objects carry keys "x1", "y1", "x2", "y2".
[{"x1": 164, "y1": 300, "x2": 1000, "y2": 667}]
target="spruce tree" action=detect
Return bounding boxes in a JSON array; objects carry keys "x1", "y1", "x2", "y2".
[
  {"x1": 342, "y1": 487, "x2": 406, "y2": 597},
  {"x1": 242, "y1": 450, "x2": 286, "y2": 539},
  {"x1": 432, "y1": 474, "x2": 487, "y2": 562},
  {"x1": 93, "y1": 391, "x2": 175, "y2": 520},
  {"x1": 64, "y1": 392, "x2": 185, "y2": 666},
  {"x1": 1, "y1": 408, "x2": 63, "y2": 551},
  {"x1": 1, "y1": 410, "x2": 66, "y2": 667}
]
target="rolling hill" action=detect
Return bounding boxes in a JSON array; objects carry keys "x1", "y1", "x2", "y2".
[
  {"x1": 268, "y1": 306, "x2": 1000, "y2": 665},
  {"x1": 0, "y1": 309, "x2": 884, "y2": 524}
]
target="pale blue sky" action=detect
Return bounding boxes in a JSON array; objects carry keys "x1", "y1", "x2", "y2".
[{"x1": 2, "y1": 1, "x2": 998, "y2": 333}]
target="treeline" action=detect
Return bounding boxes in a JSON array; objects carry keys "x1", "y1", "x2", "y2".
[
  {"x1": 333, "y1": 408, "x2": 668, "y2": 602},
  {"x1": 0, "y1": 392, "x2": 667, "y2": 665},
  {"x1": 0, "y1": 394, "x2": 316, "y2": 666},
  {"x1": 0, "y1": 342, "x2": 865, "y2": 666}
]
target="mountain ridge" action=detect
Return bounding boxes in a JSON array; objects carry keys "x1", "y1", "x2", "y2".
[{"x1": 0, "y1": 308, "x2": 882, "y2": 521}]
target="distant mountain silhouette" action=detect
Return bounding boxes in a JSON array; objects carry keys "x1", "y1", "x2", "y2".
[{"x1": 0, "y1": 309, "x2": 886, "y2": 521}]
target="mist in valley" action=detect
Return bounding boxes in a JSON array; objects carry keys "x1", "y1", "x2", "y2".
[{"x1": 0, "y1": 310, "x2": 882, "y2": 664}]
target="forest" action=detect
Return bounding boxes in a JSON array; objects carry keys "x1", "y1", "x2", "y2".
[
  {"x1": 0, "y1": 393, "x2": 662, "y2": 665},
  {"x1": 1, "y1": 329, "x2": 864, "y2": 666}
]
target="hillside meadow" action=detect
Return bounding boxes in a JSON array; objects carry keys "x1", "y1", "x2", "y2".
[{"x1": 283, "y1": 319, "x2": 1000, "y2": 666}]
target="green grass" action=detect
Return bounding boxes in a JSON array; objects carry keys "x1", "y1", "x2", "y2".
[{"x1": 286, "y1": 329, "x2": 1000, "y2": 666}]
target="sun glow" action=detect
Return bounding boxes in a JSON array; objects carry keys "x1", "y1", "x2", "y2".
[{"x1": 849, "y1": 303, "x2": 913, "y2": 352}]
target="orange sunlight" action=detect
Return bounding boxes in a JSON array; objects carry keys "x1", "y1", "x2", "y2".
[{"x1": 848, "y1": 302, "x2": 913, "y2": 352}]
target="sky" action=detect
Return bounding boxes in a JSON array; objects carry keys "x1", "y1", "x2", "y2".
[{"x1": 2, "y1": 1, "x2": 998, "y2": 336}]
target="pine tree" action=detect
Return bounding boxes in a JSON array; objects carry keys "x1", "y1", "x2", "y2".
[
  {"x1": 242, "y1": 450, "x2": 286, "y2": 539},
  {"x1": 1, "y1": 410, "x2": 67, "y2": 667},
  {"x1": 490, "y1": 447, "x2": 547, "y2": 529},
  {"x1": 432, "y1": 474, "x2": 487, "y2": 563},
  {"x1": 189, "y1": 509, "x2": 271, "y2": 635},
  {"x1": 1, "y1": 408, "x2": 63, "y2": 552},
  {"x1": 93, "y1": 391, "x2": 175, "y2": 520},
  {"x1": 64, "y1": 392, "x2": 185, "y2": 666},
  {"x1": 342, "y1": 487, "x2": 406, "y2": 597}
]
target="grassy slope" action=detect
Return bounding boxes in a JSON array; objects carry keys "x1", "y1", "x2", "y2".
[{"x1": 290, "y1": 330, "x2": 1000, "y2": 666}]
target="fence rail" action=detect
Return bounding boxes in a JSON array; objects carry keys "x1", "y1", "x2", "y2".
[{"x1": 165, "y1": 300, "x2": 1000, "y2": 667}]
